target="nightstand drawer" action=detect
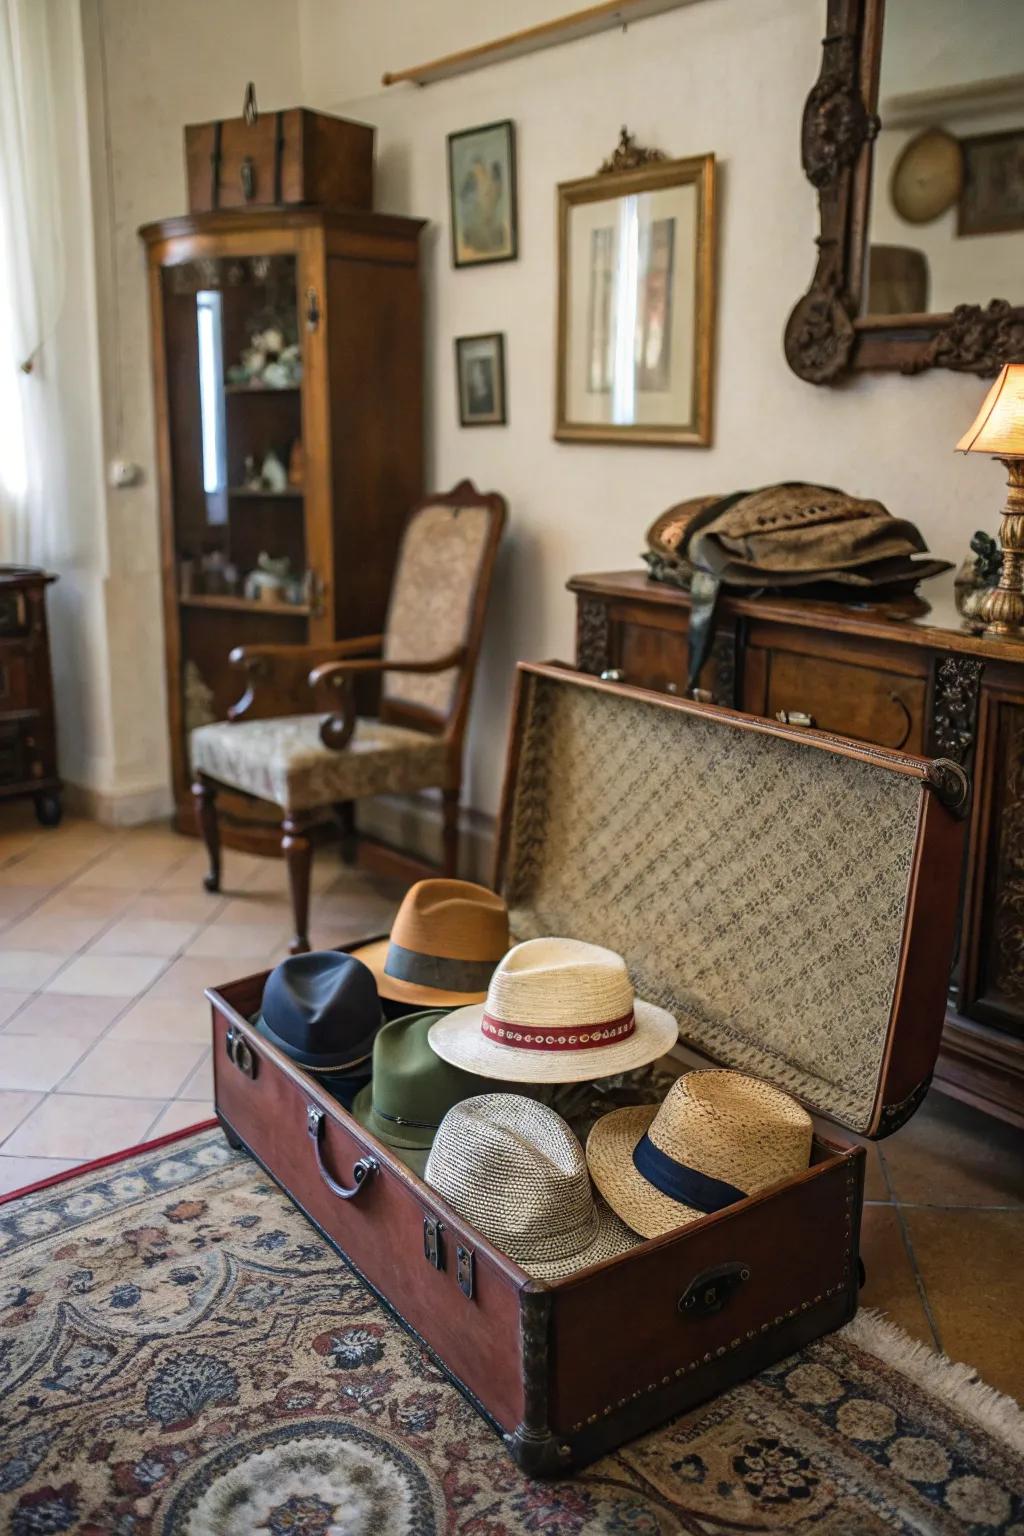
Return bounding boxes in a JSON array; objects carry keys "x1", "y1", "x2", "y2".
[
  {"x1": 763, "y1": 650, "x2": 926, "y2": 752},
  {"x1": 0, "y1": 721, "x2": 28, "y2": 786},
  {"x1": 0, "y1": 658, "x2": 31, "y2": 711}
]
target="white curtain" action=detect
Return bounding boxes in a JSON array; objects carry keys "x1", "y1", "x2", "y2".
[{"x1": 0, "y1": 0, "x2": 73, "y2": 565}]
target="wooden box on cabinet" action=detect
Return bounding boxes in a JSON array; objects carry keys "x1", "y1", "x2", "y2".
[
  {"x1": 140, "y1": 206, "x2": 425, "y2": 840},
  {"x1": 185, "y1": 109, "x2": 374, "y2": 215},
  {"x1": 569, "y1": 568, "x2": 1024, "y2": 1131}
]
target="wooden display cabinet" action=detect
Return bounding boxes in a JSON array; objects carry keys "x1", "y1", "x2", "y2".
[{"x1": 140, "y1": 206, "x2": 424, "y2": 833}]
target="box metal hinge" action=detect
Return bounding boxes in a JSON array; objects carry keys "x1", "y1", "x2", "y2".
[{"x1": 423, "y1": 1214, "x2": 444, "y2": 1270}]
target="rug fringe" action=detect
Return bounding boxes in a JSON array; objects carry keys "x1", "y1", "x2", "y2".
[{"x1": 843, "y1": 1308, "x2": 1024, "y2": 1456}]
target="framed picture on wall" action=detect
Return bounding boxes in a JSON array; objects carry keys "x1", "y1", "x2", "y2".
[
  {"x1": 556, "y1": 151, "x2": 716, "y2": 446},
  {"x1": 456, "y1": 333, "x2": 507, "y2": 426},
  {"x1": 958, "y1": 128, "x2": 1024, "y2": 237},
  {"x1": 448, "y1": 120, "x2": 518, "y2": 267}
]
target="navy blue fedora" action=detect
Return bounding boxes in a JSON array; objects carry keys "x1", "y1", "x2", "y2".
[{"x1": 253, "y1": 951, "x2": 385, "y2": 1082}]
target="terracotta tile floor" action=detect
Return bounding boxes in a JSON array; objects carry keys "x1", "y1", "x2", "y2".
[
  {"x1": 0, "y1": 803, "x2": 403, "y2": 1197},
  {"x1": 0, "y1": 806, "x2": 1021, "y2": 1403}
]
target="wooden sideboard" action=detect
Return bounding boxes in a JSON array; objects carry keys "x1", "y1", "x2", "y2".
[{"x1": 568, "y1": 568, "x2": 1024, "y2": 1129}]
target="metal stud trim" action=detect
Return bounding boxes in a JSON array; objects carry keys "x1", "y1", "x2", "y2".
[{"x1": 568, "y1": 1165, "x2": 860, "y2": 1432}]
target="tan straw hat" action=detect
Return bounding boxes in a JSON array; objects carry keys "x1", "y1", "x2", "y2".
[
  {"x1": 425, "y1": 1093, "x2": 640, "y2": 1279},
  {"x1": 427, "y1": 937, "x2": 678, "y2": 1084},
  {"x1": 350, "y1": 878, "x2": 509, "y2": 1007},
  {"x1": 587, "y1": 1070, "x2": 813, "y2": 1239}
]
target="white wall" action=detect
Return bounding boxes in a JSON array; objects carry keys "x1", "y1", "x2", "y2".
[
  {"x1": 293, "y1": 0, "x2": 1006, "y2": 819},
  {"x1": 76, "y1": 0, "x2": 304, "y2": 818}
]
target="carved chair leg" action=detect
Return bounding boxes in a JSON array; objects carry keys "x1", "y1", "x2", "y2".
[
  {"x1": 282, "y1": 816, "x2": 312, "y2": 955},
  {"x1": 335, "y1": 800, "x2": 358, "y2": 865},
  {"x1": 192, "y1": 779, "x2": 221, "y2": 893},
  {"x1": 441, "y1": 788, "x2": 460, "y2": 878}
]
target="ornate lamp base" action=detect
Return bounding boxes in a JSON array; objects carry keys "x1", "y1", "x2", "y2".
[{"x1": 977, "y1": 459, "x2": 1024, "y2": 639}]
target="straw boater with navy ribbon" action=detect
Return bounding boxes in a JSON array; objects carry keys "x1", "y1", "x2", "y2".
[
  {"x1": 426, "y1": 936, "x2": 678, "y2": 1084},
  {"x1": 350, "y1": 878, "x2": 509, "y2": 1009},
  {"x1": 586, "y1": 1070, "x2": 813, "y2": 1238}
]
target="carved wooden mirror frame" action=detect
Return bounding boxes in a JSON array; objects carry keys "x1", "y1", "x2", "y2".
[{"x1": 785, "y1": 0, "x2": 1024, "y2": 385}]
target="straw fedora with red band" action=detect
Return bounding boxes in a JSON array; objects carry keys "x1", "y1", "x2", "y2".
[
  {"x1": 427, "y1": 936, "x2": 678, "y2": 1084},
  {"x1": 350, "y1": 878, "x2": 510, "y2": 1008}
]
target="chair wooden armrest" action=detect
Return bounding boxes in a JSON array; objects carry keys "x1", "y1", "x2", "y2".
[
  {"x1": 307, "y1": 647, "x2": 466, "y2": 690},
  {"x1": 226, "y1": 635, "x2": 384, "y2": 722},
  {"x1": 309, "y1": 648, "x2": 466, "y2": 751}
]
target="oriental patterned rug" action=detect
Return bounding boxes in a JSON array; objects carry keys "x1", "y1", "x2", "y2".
[{"x1": 1, "y1": 1127, "x2": 1022, "y2": 1535}]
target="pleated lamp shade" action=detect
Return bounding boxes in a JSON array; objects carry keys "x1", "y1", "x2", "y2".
[{"x1": 956, "y1": 364, "x2": 1024, "y2": 456}]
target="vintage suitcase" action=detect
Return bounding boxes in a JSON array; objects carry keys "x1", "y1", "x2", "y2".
[
  {"x1": 184, "y1": 97, "x2": 374, "y2": 214},
  {"x1": 208, "y1": 662, "x2": 967, "y2": 1475}
]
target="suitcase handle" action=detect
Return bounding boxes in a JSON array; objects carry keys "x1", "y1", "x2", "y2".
[
  {"x1": 307, "y1": 1106, "x2": 378, "y2": 1200},
  {"x1": 678, "y1": 1262, "x2": 750, "y2": 1319}
]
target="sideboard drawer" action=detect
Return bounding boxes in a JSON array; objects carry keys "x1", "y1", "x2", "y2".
[
  {"x1": 760, "y1": 650, "x2": 926, "y2": 752},
  {"x1": 618, "y1": 622, "x2": 687, "y2": 695}
]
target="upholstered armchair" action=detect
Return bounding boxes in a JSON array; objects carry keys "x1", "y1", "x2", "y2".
[{"x1": 190, "y1": 482, "x2": 506, "y2": 953}]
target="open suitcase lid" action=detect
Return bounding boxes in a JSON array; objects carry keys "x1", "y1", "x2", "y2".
[{"x1": 492, "y1": 664, "x2": 968, "y2": 1139}]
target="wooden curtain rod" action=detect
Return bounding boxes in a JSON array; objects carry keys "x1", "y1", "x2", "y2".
[{"x1": 382, "y1": 0, "x2": 698, "y2": 88}]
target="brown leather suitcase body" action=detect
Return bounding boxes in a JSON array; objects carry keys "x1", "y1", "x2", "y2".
[
  {"x1": 209, "y1": 662, "x2": 967, "y2": 1475},
  {"x1": 185, "y1": 106, "x2": 374, "y2": 214}
]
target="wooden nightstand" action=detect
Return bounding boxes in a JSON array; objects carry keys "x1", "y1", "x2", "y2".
[
  {"x1": 569, "y1": 567, "x2": 1024, "y2": 1129},
  {"x1": 0, "y1": 567, "x2": 61, "y2": 827}
]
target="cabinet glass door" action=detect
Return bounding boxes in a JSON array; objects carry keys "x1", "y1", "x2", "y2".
[{"x1": 161, "y1": 251, "x2": 311, "y2": 729}]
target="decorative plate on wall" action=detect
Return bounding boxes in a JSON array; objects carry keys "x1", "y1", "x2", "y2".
[{"x1": 890, "y1": 128, "x2": 963, "y2": 225}]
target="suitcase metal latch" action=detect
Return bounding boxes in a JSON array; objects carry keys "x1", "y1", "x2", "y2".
[
  {"x1": 456, "y1": 1244, "x2": 475, "y2": 1299},
  {"x1": 678, "y1": 1262, "x2": 750, "y2": 1319},
  {"x1": 225, "y1": 1026, "x2": 257, "y2": 1079},
  {"x1": 423, "y1": 1214, "x2": 444, "y2": 1270}
]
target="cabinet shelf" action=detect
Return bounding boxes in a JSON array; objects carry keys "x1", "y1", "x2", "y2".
[
  {"x1": 179, "y1": 594, "x2": 310, "y2": 616},
  {"x1": 227, "y1": 487, "x2": 304, "y2": 501},
  {"x1": 223, "y1": 382, "x2": 301, "y2": 396}
]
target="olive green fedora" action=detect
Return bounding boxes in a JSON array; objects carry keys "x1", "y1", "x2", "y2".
[{"x1": 351, "y1": 1009, "x2": 496, "y2": 1177}]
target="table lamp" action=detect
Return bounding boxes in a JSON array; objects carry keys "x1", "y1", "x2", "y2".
[{"x1": 957, "y1": 362, "x2": 1024, "y2": 638}]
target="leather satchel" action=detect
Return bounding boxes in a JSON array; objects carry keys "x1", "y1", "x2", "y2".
[{"x1": 642, "y1": 483, "x2": 951, "y2": 690}]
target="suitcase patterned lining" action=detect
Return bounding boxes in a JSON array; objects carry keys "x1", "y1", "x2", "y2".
[{"x1": 501, "y1": 667, "x2": 963, "y2": 1134}]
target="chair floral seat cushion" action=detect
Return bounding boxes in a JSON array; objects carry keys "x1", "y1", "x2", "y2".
[{"x1": 190, "y1": 716, "x2": 450, "y2": 813}]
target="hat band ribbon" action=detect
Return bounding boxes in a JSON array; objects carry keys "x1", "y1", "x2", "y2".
[
  {"x1": 372, "y1": 1105, "x2": 440, "y2": 1131},
  {"x1": 385, "y1": 942, "x2": 497, "y2": 994},
  {"x1": 632, "y1": 1133, "x2": 746, "y2": 1214},
  {"x1": 481, "y1": 1008, "x2": 635, "y2": 1051}
]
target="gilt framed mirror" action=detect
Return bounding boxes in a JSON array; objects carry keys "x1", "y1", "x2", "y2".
[{"x1": 786, "y1": 0, "x2": 1024, "y2": 383}]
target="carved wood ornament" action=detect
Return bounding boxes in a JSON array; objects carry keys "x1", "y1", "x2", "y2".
[{"x1": 786, "y1": 0, "x2": 1024, "y2": 384}]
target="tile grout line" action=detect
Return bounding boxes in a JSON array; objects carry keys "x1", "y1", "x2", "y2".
[
  {"x1": 878, "y1": 1144, "x2": 945, "y2": 1354},
  {"x1": 0, "y1": 834, "x2": 230, "y2": 1152}
]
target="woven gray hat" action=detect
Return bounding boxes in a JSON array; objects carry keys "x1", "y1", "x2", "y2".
[{"x1": 424, "y1": 1093, "x2": 641, "y2": 1279}]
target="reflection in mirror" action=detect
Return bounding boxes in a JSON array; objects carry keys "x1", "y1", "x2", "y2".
[{"x1": 867, "y1": 0, "x2": 1024, "y2": 318}]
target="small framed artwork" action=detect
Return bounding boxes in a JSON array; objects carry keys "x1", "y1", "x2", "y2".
[
  {"x1": 448, "y1": 120, "x2": 517, "y2": 267},
  {"x1": 556, "y1": 150, "x2": 716, "y2": 446},
  {"x1": 455, "y1": 333, "x2": 507, "y2": 427},
  {"x1": 958, "y1": 129, "x2": 1024, "y2": 237}
]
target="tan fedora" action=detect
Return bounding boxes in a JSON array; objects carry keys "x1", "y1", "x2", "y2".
[
  {"x1": 587, "y1": 1070, "x2": 813, "y2": 1239},
  {"x1": 425, "y1": 1093, "x2": 640, "y2": 1279},
  {"x1": 350, "y1": 879, "x2": 509, "y2": 1007},
  {"x1": 427, "y1": 937, "x2": 678, "y2": 1084}
]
